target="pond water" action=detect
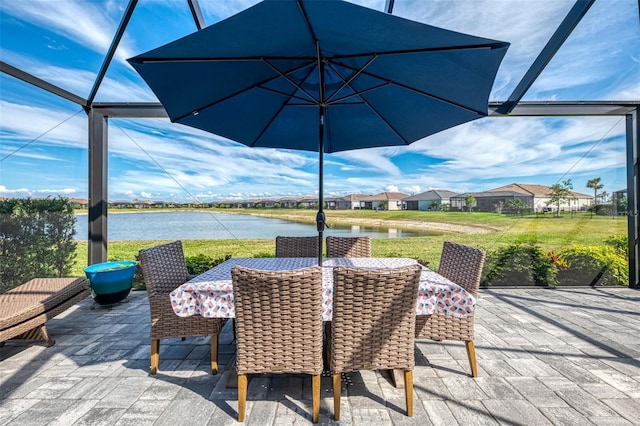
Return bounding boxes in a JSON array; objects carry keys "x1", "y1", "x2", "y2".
[{"x1": 73, "y1": 211, "x2": 437, "y2": 240}]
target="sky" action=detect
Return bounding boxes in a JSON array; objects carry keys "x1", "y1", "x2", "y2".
[{"x1": 1, "y1": 0, "x2": 639, "y2": 203}]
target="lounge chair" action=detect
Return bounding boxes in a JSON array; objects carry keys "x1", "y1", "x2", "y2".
[{"x1": 0, "y1": 278, "x2": 89, "y2": 347}]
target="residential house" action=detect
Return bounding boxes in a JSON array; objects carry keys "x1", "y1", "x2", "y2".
[
  {"x1": 278, "y1": 197, "x2": 299, "y2": 208},
  {"x1": 297, "y1": 196, "x2": 319, "y2": 209},
  {"x1": 488, "y1": 183, "x2": 592, "y2": 212},
  {"x1": 403, "y1": 190, "x2": 457, "y2": 211},
  {"x1": 449, "y1": 190, "x2": 531, "y2": 212},
  {"x1": 326, "y1": 194, "x2": 367, "y2": 210},
  {"x1": 450, "y1": 183, "x2": 592, "y2": 212},
  {"x1": 359, "y1": 192, "x2": 409, "y2": 210}
]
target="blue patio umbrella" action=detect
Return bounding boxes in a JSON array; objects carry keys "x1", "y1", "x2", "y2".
[{"x1": 128, "y1": 0, "x2": 509, "y2": 264}]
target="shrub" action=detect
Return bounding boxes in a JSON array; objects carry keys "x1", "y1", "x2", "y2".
[
  {"x1": 556, "y1": 245, "x2": 628, "y2": 286},
  {"x1": 0, "y1": 197, "x2": 77, "y2": 293},
  {"x1": 481, "y1": 243, "x2": 557, "y2": 287},
  {"x1": 185, "y1": 253, "x2": 232, "y2": 275},
  {"x1": 603, "y1": 234, "x2": 628, "y2": 256}
]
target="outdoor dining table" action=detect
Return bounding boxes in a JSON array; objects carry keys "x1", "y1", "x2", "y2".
[
  {"x1": 170, "y1": 257, "x2": 476, "y2": 321},
  {"x1": 169, "y1": 257, "x2": 476, "y2": 389}
]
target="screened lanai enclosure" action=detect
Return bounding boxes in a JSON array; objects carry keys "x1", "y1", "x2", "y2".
[{"x1": 0, "y1": 0, "x2": 638, "y2": 287}]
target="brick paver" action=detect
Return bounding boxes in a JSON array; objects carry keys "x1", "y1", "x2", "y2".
[{"x1": 1, "y1": 287, "x2": 639, "y2": 425}]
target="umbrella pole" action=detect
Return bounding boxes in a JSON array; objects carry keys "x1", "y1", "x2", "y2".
[{"x1": 316, "y1": 106, "x2": 325, "y2": 266}]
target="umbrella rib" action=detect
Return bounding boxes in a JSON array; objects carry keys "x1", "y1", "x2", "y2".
[
  {"x1": 249, "y1": 61, "x2": 320, "y2": 146},
  {"x1": 133, "y1": 42, "x2": 505, "y2": 65},
  {"x1": 329, "y1": 41, "x2": 508, "y2": 61},
  {"x1": 172, "y1": 60, "x2": 316, "y2": 122},
  {"x1": 324, "y1": 55, "x2": 378, "y2": 104},
  {"x1": 262, "y1": 59, "x2": 319, "y2": 104},
  {"x1": 334, "y1": 61, "x2": 487, "y2": 116},
  {"x1": 326, "y1": 82, "x2": 392, "y2": 105},
  {"x1": 321, "y1": 62, "x2": 417, "y2": 144},
  {"x1": 351, "y1": 97, "x2": 411, "y2": 145},
  {"x1": 257, "y1": 86, "x2": 317, "y2": 105}
]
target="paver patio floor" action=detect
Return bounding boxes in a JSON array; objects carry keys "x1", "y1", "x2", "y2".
[{"x1": 1, "y1": 287, "x2": 640, "y2": 425}]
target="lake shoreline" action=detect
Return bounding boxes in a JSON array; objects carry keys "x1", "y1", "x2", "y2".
[
  {"x1": 243, "y1": 212, "x2": 494, "y2": 234},
  {"x1": 73, "y1": 210, "x2": 434, "y2": 241},
  {"x1": 75, "y1": 208, "x2": 495, "y2": 235}
]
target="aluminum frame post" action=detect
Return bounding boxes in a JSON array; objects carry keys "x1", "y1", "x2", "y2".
[
  {"x1": 626, "y1": 109, "x2": 639, "y2": 288},
  {"x1": 88, "y1": 108, "x2": 108, "y2": 265}
]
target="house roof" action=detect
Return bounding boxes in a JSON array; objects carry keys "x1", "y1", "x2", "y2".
[
  {"x1": 403, "y1": 190, "x2": 458, "y2": 201},
  {"x1": 488, "y1": 183, "x2": 550, "y2": 196},
  {"x1": 451, "y1": 191, "x2": 528, "y2": 199},
  {"x1": 359, "y1": 192, "x2": 409, "y2": 201},
  {"x1": 488, "y1": 183, "x2": 591, "y2": 198}
]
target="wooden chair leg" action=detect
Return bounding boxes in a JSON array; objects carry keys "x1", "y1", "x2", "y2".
[
  {"x1": 211, "y1": 334, "x2": 219, "y2": 374},
  {"x1": 312, "y1": 374, "x2": 320, "y2": 423},
  {"x1": 238, "y1": 373, "x2": 248, "y2": 422},
  {"x1": 465, "y1": 340, "x2": 478, "y2": 377},
  {"x1": 333, "y1": 373, "x2": 341, "y2": 420},
  {"x1": 404, "y1": 370, "x2": 413, "y2": 416},
  {"x1": 150, "y1": 339, "x2": 160, "y2": 375}
]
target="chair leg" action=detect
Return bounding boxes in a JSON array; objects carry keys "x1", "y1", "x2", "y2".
[
  {"x1": 238, "y1": 373, "x2": 248, "y2": 422},
  {"x1": 150, "y1": 339, "x2": 160, "y2": 375},
  {"x1": 211, "y1": 334, "x2": 219, "y2": 374},
  {"x1": 312, "y1": 374, "x2": 320, "y2": 423},
  {"x1": 465, "y1": 340, "x2": 478, "y2": 377},
  {"x1": 404, "y1": 370, "x2": 413, "y2": 417},
  {"x1": 333, "y1": 373, "x2": 341, "y2": 420}
]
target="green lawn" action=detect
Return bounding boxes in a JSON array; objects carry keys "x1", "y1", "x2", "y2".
[{"x1": 70, "y1": 209, "x2": 627, "y2": 276}]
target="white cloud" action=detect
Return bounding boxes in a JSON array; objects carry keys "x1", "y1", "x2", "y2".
[
  {"x1": 405, "y1": 185, "x2": 421, "y2": 195},
  {"x1": 1, "y1": 0, "x2": 636, "y2": 202},
  {"x1": 0, "y1": 0, "x2": 135, "y2": 62}
]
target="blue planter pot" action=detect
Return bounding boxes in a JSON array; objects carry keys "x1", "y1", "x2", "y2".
[{"x1": 84, "y1": 261, "x2": 137, "y2": 305}]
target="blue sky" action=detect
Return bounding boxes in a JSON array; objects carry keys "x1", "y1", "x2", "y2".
[{"x1": 1, "y1": 0, "x2": 639, "y2": 202}]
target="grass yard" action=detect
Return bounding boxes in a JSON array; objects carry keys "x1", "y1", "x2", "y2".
[{"x1": 69, "y1": 209, "x2": 627, "y2": 276}]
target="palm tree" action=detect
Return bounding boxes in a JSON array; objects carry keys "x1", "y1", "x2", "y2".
[{"x1": 586, "y1": 177, "x2": 604, "y2": 206}]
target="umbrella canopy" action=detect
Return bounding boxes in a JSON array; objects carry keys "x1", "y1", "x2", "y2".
[{"x1": 128, "y1": 0, "x2": 509, "y2": 264}]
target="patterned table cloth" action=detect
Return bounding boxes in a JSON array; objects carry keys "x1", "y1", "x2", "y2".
[{"x1": 170, "y1": 257, "x2": 476, "y2": 321}]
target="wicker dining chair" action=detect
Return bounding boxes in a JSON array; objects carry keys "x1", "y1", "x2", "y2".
[
  {"x1": 330, "y1": 265, "x2": 422, "y2": 420},
  {"x1": 275, "y1": 236, "x2": 319, "y2": 258},
  {"x1": 325, "y1": 236, "x2": 371, "y2": 257},
  {"x1": 138, "y1": 241, "x2": 226, "y2": 375},
  {"x1": 415, "y1": 241, "x2": 486, "y2": 377},
  {"x1": 232, "y1": 265, "x2": 324, "y2": 423}
]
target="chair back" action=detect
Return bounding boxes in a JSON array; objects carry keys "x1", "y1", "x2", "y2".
[
  {"x1": 232, "y1": 265, "x2": 324, "y2": 375},
  {"x1": 326, "y1": 236, "x2": 371, "y2": 257},
  {"x1": 275, "y1": 236, "x2": 319, "y2": 258},
  {"x1": 437, "y1": 241, "x2": 486, "y2": 297},
  {"x1": 330, "y1": 265, "x2": 422, "y2": 372},
  {"x1": 138, "y1": 241, "x2": 191, "y2": 295}
]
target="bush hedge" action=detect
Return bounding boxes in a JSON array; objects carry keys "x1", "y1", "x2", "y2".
[
  {"x1": 0, "y1": 197, "x2": 77, "y2": 293},
  {"x1": 556, "y1": 245, "x2": 628, "y2": 286},
  {"x1": 480, "y1": 242, "x2": 629, "y2": 287},
  {"x1": 481, "y1": 243, "x2": 557, "y2": 287}
]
